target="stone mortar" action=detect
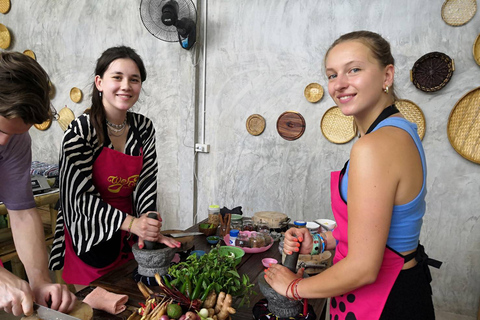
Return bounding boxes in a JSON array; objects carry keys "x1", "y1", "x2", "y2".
[{"x1": 132, "y1": 243, "x2": 176, "y2": 277}]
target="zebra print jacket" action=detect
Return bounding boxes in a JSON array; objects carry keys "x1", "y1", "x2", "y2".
[{"x1": 49, "y1": 112, "x2": 158, "y2": 270}]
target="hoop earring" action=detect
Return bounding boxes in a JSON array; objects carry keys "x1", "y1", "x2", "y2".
[{"x1": 383, "y1": 86, "x2": 389, "y2": 94}]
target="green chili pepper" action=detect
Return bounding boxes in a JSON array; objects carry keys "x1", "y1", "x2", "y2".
[
  {"x1": 163, "y1": 275, "x2": 173, "y2": 289},
  {"x1": 200, "y1": 282, "x2": 215, "y2": 302},
  {"x1": 185, "y1": 275, "x2": 193, "y2": 298},
  {"x1": 191, "y1": 275, "x2": 204, "y2": 300},
  {"x1": 180, "y1": 280, "x2": 187, "y2": 295}
]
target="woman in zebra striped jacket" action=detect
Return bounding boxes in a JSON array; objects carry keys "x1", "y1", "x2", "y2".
[{"x1": 49, "y1": 46, "x2": 180, "y2": 287}]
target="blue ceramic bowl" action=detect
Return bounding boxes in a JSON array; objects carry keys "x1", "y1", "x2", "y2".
[
  {"x1": 190, "y1": 250, "x2": 206, "y2": 258},
  {"x1": 206, "y1": 235, "x2": 220, "y2": 245}
]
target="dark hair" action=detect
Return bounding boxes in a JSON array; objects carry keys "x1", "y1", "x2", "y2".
[
  {"x1": 87, "y1": 46, "x2": 147, "y2": 144},
  {"x1": 0, "y1": 52, "x2": 51, "y2": 124},
  {"x1": 325, "y1": 30, "x2": 398, "y2": 101}
]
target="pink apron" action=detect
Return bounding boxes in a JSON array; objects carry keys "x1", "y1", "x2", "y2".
[
  {"x1": 63, "y1": 146, "x2": 143, "y2": 285},
  {"x1": 330, "y1": 170, "x2": 404, "y2": 320}
]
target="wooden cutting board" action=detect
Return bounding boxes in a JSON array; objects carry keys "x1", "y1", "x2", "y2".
[{"x1": 22, "y1": 300, "x2": 93, "y2": 320}]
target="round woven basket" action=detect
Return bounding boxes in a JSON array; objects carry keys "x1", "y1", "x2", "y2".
[
  {"x1": 395, "y1": 99, "x2": 426, "y2": 140},
  {"x1": 304, "y1": 83, "x2": 324, "y2": 103},
  {"x1": 70, "y1": 87, "x2": 83, "y2": 103},
  {"x1": 34, "y1": 118, "x2": 52, "y2": 131},
  {"x1": 473, "y1": 33, "x2": 480, "y2": 66},
  {"x1": 320, "y1": 106, "x2": 356, "y2": 144},
  {"x1": 57, "y1": 106, "x2": 75, "y2": 131},
  {"x1": 246, "y1": 114, "x2": 266, "y2": 136},
  {"x1": 441, "y1": 0, "x2": 477, "y2": 26},
  {"x1": 23, "y1": 49, "x2": 36, "y2": 60},
  {"x1": 0, "y1": 0, "x2": 10, "y2": 14},
  {"x1": 447, "y1": 86, "x2": 480, "y2": 164},
  {"x1": 0, "y1": 23, "x2": 11, "y2": 49},
  {"x1": 410, "y1": 52, "x2": 454, "y2": 92}
]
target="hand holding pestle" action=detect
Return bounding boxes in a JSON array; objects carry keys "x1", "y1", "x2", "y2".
[{"x1": 143, "y1": 212, "x2": 161, "y2": 250}]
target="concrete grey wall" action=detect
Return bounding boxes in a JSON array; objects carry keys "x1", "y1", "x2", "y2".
[{"x1": 1, "y1": 0, "x2": 479, "y2": 317}]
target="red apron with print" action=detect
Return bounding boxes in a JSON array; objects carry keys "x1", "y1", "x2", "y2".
[
  {"x1": 330, "y1": 170, "x2": 404, "y2": 320},
  {"x1": 63, "y1": 146, "x2": 143, "y2": 285}
]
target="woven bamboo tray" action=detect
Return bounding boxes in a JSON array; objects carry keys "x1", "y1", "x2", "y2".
[
  {"x1": 304, "y1": 83, "x2": 324, "y2": 103},
  {"x1": 0, "y1": 23, "x2": 11, "y2": 49},
  {"x1": 34, "y1": 118, "x2": 52, "y2": 131},
  {"x1": 473, "y1": 34, "x2": 480, "y2": 66},
  {"x1": 395, "y1": 99, "x2": 426, "y2": 140},
  {"x1": 57, "y1": 106, "x2": 75, "y2": 131},
  {"x1": 441, "y1": 0, "x2": 477, "y2": 26},
  {"x1": 321, "y1": 106, "x2": 356, "y2": 144},
  {"x1": 447, "y1": 86, "x2": 480, "y2": 164},
  {"x1": 0, "y1": 0, "x2": 10, "y2": 14},
  {"x1": 410, "y1": 52, "x2": 454, "y2": 92}
]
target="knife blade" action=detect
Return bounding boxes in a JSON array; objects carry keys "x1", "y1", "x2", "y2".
[
  {"x1": 34, "y1": 303, "x2": 81, "y2": 320},
  {"x1": 163, "y1": 232, "x2": 203, "y2": 238}
]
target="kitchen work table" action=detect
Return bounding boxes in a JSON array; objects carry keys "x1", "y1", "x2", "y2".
[{"x1": 76, "y1": 221, "x2": 332, "y2": 320}]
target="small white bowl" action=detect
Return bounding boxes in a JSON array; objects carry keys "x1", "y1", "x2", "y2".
[{"x1": 314, "y1": 218, "x2": 337, "y2": 231}]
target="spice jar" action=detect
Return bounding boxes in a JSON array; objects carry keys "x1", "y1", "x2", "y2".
[
  {"x1": 231, "y1": 219, "x2": 242, "y2": 231},
  {"x1": 259, "y1": 229, "x2": 272, "y2": 246},
  {"x1": 235, "y1": 232, "x2": 250, "y2": 248},
  {"x1": 294, "y1": 220, "x2": 307, "y2": 228},
  {"x1": 256, "y1": 222, "x2": 269, "y2": 232},
  {"x1": 208, "y1": 205, "x2": 220, "y2": 225},
  {"x1": 242, "y1": 218, "x2": 255, "y2": 231}
]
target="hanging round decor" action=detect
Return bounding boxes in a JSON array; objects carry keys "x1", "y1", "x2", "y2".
[
  {"x1": 246, "y1": 114, "x2": 266, "y2": 136},
  {"x1": 410, "y1": 52, "x2": 454, "y2": 92},
  {"x1": 276, "y1": 111, "x2": 306, "y2": 141},
  {"x1": 473, "y1": 33, "x2": 480, "y2": 66},
  {"x1": 447, "y1": 86, "x2": 480, "y2": 164},
  {"x1": 441, "y1": 0, "x2": 477, "y2": 26},
  {"x1": 304, "y1": 83, "x2": 324, "y2": 103},
  {"x1": 395, "y1": 99, "x2": 426, "y2": 140},
  {"x1": 320, "y1": 106, "x2": 356, "y2": 144}
]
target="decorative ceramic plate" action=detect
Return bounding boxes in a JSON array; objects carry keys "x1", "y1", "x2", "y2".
[
  {"x1": 320, "y1": 106, "x2": 356, "y2": 144},
  {"x1": 276, "y1": 111, "x2": 306, "y2": 141},
  {"x1": 411, "y1": 52, "x2": 454, "y2": 92},
  {"x1": 304, "y1": 83, "x2": 324, "y2": 103},
  {"x1": 70, "y1": 87, "x2": 83, "y2": 103},
  {"x1": 447, "y1": 86, "x2": 480, "y2": 164},
  {"x1": 395, "y1": 99, "x2": 426, "y2": 140},
  {"x1": 34, "y1": 118, "x2": 52, "y2": 131},
  {"x1": 246, "y1": 114, "x2": 266, "y2": 136},
  {"x1": 441, "y1": 0, "x2": 477, "y2": 26},
  {"x1": 473, "y1": 33, "x2": 480, "y2": 66},
  {"x1": 23, "y1": 49, "x2": 36, "y2": 60},
  {"x1": 0, "y1": 0, "x2": 10, "y2": 14},
  {"x1": 0, "y1": 23, "x2": 11, "y2": 49}
]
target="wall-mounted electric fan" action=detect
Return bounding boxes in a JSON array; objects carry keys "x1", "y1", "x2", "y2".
[{"x1": 140, "y1": 0, "x2": 197, "y2": 50}]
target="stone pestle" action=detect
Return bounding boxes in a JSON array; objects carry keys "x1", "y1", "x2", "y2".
[
  {"x1": 257, "y1": 238, "x2": 304, "y2": 318},
  {"x1": 131, "y1": 212, "x2": 176, "y2": 277}
]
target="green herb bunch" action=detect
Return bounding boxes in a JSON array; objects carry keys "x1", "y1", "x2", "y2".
[{"x1": 168, "y1": 245, "x2": 256, "y2": 307}]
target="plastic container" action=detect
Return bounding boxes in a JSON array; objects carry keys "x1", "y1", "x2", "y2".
[
  {"x1": 229, "y1": 229, "x2": 240, "y2": 246},
  {"x1": 208, "y1": 204, "x2": 220, "y2": 225},
  {"x1": 235, "y1": 232, "x2": 250, "y2": 248},
  {"x1": 294, "y1": 220, "x2": 307, "y2": 228}
]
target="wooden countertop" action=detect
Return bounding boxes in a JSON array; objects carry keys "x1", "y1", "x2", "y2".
[{"x1": 77, "y1": 222, "x2": 330, "y2": 320}]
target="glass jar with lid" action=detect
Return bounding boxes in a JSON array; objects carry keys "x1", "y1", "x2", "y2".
[
  {"x1": 208, "y1": 205, "x2": 220, "y2": 225},
  {"x1": 235, "y1": 232, "x2": 250, "y2": 248},
  {"x1": 259, "y1": 229, "x2": 272, "y2": 246},
  {"x1": 231, "y1": 219, "x2": 243, "y2": 231},
  {"x1": 242, "y1": 217, "x2": 255, "y2": 231}
]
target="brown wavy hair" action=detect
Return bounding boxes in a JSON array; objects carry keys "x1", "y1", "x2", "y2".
[
  {"x1": 0, "y1": 52, "x2": 51, "y2": 124},
  {"x1": 86, "y1": 46, "x2": 147, "y2": 144}
]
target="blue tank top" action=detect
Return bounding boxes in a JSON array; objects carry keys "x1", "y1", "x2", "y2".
[{"x1": 340, "y1": 117, "x2": 427, "y2": 252}]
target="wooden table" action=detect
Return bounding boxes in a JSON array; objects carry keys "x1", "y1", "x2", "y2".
[{"x1": 78, "y1": 222, "x2": 330, "y2": 320}]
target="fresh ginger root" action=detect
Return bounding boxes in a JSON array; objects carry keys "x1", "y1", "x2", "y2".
[
  {"x1": 214, "y1": 292, "x2": 236, "y2": 320},
  {"x1": 202, "y1": 290, "x2": 217, "y2": 309}
]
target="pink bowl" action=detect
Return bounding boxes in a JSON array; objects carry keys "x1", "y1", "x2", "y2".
[{"x1": 262, "y1": 258, "x2": 278, "y2": 268}]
